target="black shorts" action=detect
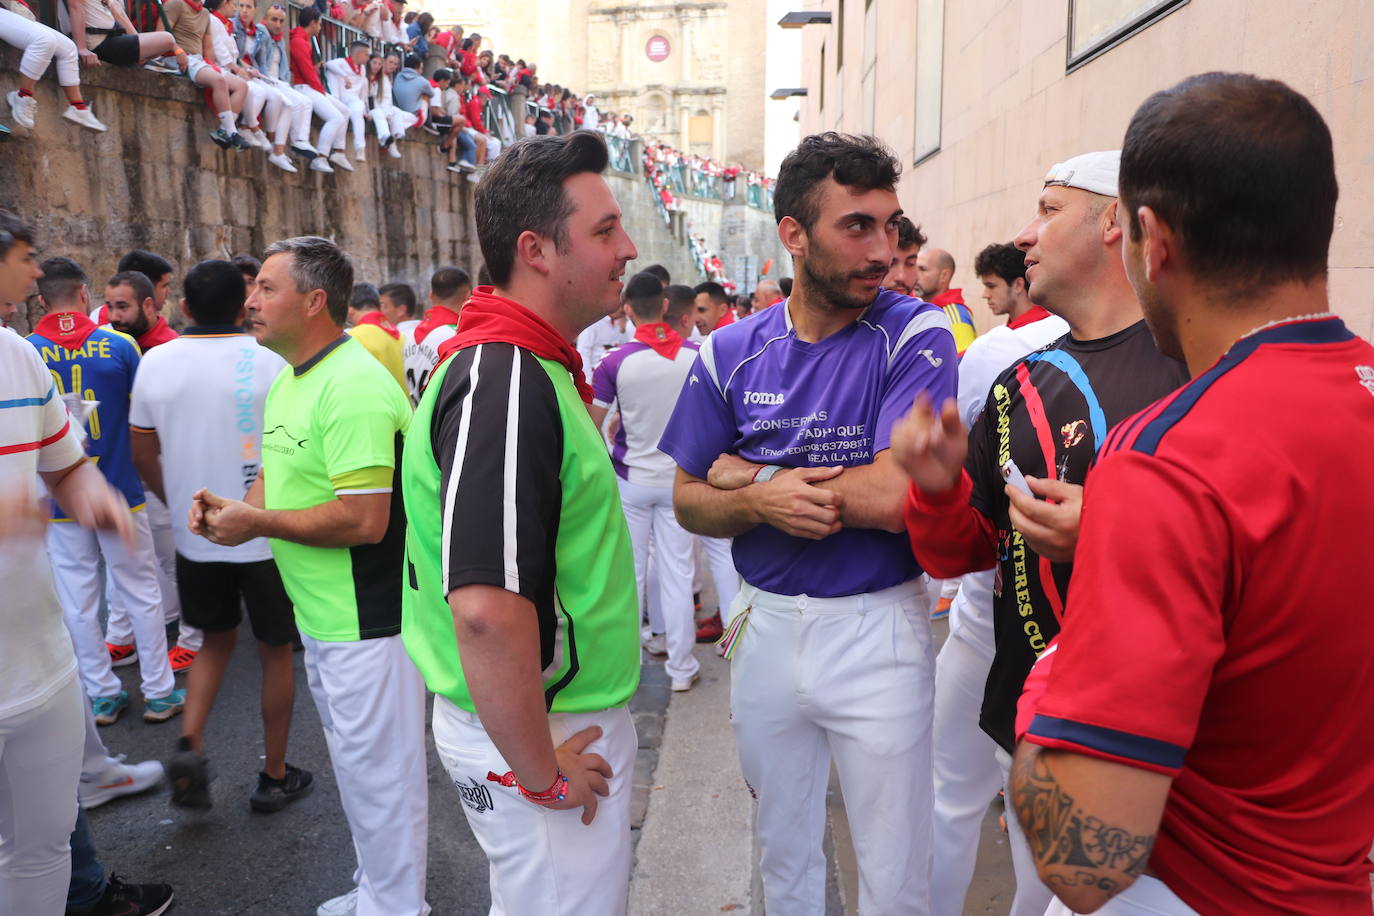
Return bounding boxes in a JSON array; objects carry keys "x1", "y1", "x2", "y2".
[
  {"x1": 92, "y1": 31, "x2": 142, "y2": 67},
  {"x1": 175, "y1": 554, "x2": 298, "y2": 646}
]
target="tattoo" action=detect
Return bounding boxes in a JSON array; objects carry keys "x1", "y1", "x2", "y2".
[{"x1": 1011, "y1": 748, "x2": 1155, "y2": 896}]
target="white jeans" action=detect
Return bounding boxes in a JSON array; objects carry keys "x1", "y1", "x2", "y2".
[
  {"x1": 264, "y1": 79, "x2": 312, "y2": 145},
  {"x1": 730, "y1": 578, "x2": 935, "y2": 915},
  {"x1": 302, "y1": 634, "x2": 429, "y2": 916},
  {"x1": 107, "y1": 492, "x2": 199, "y2": 652},
  {"x1": 431, "y1": 697, "x2": 636, "y2": 916},
  {"x1": 49, "y1": 510, "x2": 174, "y2": 701},
  {"x1": 618, "y1": 479, "x2": 698, "y2": 682},
  {"x1": 0, "y1": 675, "x2": 83, "y2": 916},
  {"x1": 333, "y1": 93, "x2": 367, "y2": 152},
  {"x1": 295, "y1": 83, "x2": 348, "y2": 152},
  {"x1": 700, "y1": 535, "x2": 740, "y2": 623},
  {"x1": 1044, "y1": 876, "x2": 1201, "y2": 915},
  {"x1": 0, "y1": 8, "x2": 79, "y2": 86},
  {"x1": 370, "y1": 102, "x2": 411, "y2": 141},
  {"x1": 931, "y1": 627, "x2": 1051, "y2": 915}
]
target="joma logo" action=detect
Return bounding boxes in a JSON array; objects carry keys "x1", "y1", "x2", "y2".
[{"x1": 744, "y1": 390, "x2": 785, "y2": 405}]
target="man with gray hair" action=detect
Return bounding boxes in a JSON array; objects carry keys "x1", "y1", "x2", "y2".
[
  {"x1": 750, "y1": 278, "x2": 781, "y2": 312},
  {"x1": 188, "y1": 236, "x2": 428, "y2": 916}
]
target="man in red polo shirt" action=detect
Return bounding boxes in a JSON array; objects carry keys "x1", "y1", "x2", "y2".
[{"x1": 1010, "y1": 72, "x2": 1374, "y2": 916}]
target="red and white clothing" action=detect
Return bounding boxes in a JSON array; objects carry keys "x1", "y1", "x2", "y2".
[
  {"x1": 290, "y1": 25, "x2": 347, "y2": 153},
  {"x1": 325, "y1": 56, "x2": 369, "y2": 153},
  {"x1": 400, "y1": 305, "x2": 459, "y2": 406},
  {"x1": 1024, "y1": 315, "x2": 1374, "y2": 915}
]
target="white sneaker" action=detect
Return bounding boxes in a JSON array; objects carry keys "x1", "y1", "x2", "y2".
[
  {"x1": 309, "y1": 157, "x2": 335, "y2": 173},
  {"x1": 79, "y1": 755, "x2": 164, "y2": 809},
  {"x1": 249, "y1": 128, "x2": 273, "y2": 150},
  {"x1": 641, "y1": 633, "x2": 667, "y2": 656},
  {"x1": 6, "y1": 91, "x2": 36, "y2": 130},
  {"x1": 328, "y1": 151, "x2": 354, "y2": 172},
  {"x1": 63, "y1": 105, "x2": 107, "y2": 132},
  {"x1": 316, "y1": 888, "x2": 358, "y2": 916},
  {"x1": 386, "y1": 144, "x2": 402, "y2": 159},
  {"x1": 268, "y1": 152, "x2": 298, "y2": 173},
  {"x1": 670, "y1": 672, "x2": 700, "y2": 693},
  {"x1": 465, "y1": 171, "x2": 479, "y2": 184},
  {"x1": 457, "y1": 160, "x2": 476, "y2": 173},
  {"x1": 353, "y1": 148, "x2": 367, "y2": 163}
]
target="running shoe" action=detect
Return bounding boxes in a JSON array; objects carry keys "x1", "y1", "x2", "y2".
[
  {"x1": 268, "y1": 152, "x2": 298, "y2": 173},
  {"x1": 0, "y1": 121, "x2": 10, "y2": 140},
  {"x1": 92, "y1": 690, "x2": 130, "y2": 726},
  {"x1": 386, "y1": 144, "x2": 402, "y2": 159},
  {"x1": 69, "y1": 874, "x2": 174, "y2": 916},
  {"x1": 167, "y1": 646, "x2": 196, "y2": 674},
  {"x1": 250, "y1": 763, "x2": 314, "y2": 813},
  {"x1": 671, "y1": 672, "x2": 700, "y2": 693},
  {"x1": 309, "y1": 157, "x2": 335, "y2": 173},
  {"x1": 80, "y1": 755, "x2": 164, "y2": 809},
  {"x1": 457, "y1": 160, "x2": 476, "y2": 173},
  {"x1": 641, "y1": 632, "x2": 667, "y2": 656},
  {"x1": 316, "y1": 888, "x2": 358, "y2": 916},
  {"x1": 445, "y1": 162, "x2": 464, "y2": 173},
  {"x1": 6, "y1": 91, "x2": 36, "y2": 130},
  {"x1": 228, "y1": 131, "x2": 253, "y2": 151},
  {"x1": 695, "y1": 613, "x2": 724, "y2": 644},
  {"x1": 63, "y1": 106, "x2": 107, "y2": 132},
  {"x1": 107, "y1": 642, "x2": 138, "y2": 667},
  {"x1": 167, "y1": 738, "x2": 212, "y2": 809},
  {"x1": 142, "y1": 688, "x2": 186, "y2": 723},
  {"x1": 289, "y1": 140, "x2": 320, "y2": 158},
  {"x1": 328, "y1": 151, "x2": 354, "y2": 172},
  {"x1": 930, "y1": 596, "x2": 953, "y2": 621},
  {"x1": 209, "y1": 127, "x2": 234, "y2": 149}
]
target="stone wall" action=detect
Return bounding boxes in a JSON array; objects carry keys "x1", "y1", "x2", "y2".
[{"x1": 0, "y1": 44, "x2": 783, "y2": 323}]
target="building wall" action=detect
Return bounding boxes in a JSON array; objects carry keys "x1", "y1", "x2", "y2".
[
  {"x1": 0, "y1": 47, "x2": 778, "y2": 328},
  {"x1": 798, "y1": 0, "x2": 1374, "y2": 338}
]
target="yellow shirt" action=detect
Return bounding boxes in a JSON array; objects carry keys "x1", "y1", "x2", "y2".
[{"x1": 347, "y1": 323, "x2": 408, "y2": 395}]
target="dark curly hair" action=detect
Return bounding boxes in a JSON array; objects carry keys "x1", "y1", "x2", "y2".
[
  {"x1": 973, "y1": 241, "x2": 1027, "y2": 289},
  {"x1": 773, "y1": 132, "x2": 901, "y2": 229}
]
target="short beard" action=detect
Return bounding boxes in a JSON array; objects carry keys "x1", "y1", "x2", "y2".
[
  {"x1": 801, "y1": 247, "x2": 884, "y2": 312},
  {"x1": 114, "y1": 313, "x2": 151, "y2": 337}
]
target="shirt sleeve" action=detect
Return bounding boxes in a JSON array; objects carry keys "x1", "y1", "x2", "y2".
[
  {"x1": 26, "y1": 349, "x2": 86, "y2": 473},
  {"x1": 590, "y1": 351, "x2": 617, "y2": 408},
  {"x1": 128, "y1": 354, "x2": 156, "y2": 431},
  {"x1": 1023, "y1": 450, "x2": 1228, "y2": 776},
  {"x1": 435, "y1": 344, "x2": 562, "y2": 603},
  {"x1": 316, "y1": 369, "x2": 404, "y2": 493},
  {"x1": 873, "y1": 311, "x2": 959, "y2": 453},
  {"x1": 657, "y1": 338, "x2": 739, "y2": 479}
]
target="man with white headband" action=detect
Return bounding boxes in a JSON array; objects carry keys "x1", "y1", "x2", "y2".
[{"x1": 891, "y1": 149, "x2": 1189, "y2": 913}]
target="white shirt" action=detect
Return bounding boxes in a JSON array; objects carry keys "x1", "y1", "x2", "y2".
[
  {"x1": 207, "y1": 14, "x2": 237, "y2": 70},
  {"x1": 128, "y1": 329, "x2": 286, "y2": 563},
  {"x1": 0, "y1": 329, "x2": 84, "y2": 719},
  {"x1": 591, "y1": 337, "x2": 699, "y2": 487},
  {"x1": 324, "y1": 57, "x2": 369, "y2": 103},
  {"x1": 948, "y1": 309, "x2": 1069, "y2": 656},
  {"x1": 400, "y1": 318, "x2": 456, "y2": 406},
  {"x1": 575, "y1": 315, "x2": 632, "y2": 384}
]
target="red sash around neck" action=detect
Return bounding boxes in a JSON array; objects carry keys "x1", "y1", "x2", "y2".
[
  {"x1": 413, "y1": 304, "x2": 460, "y2": 345},
  {"x1": 633, "y1": 321, "x2": 683, "y2": 361},
  {"x1": 35, "y1": 311, "x2": 99, "y2": 352},
  {"x1": 355, "y1": 311, "x2": 400, "y2": 339}
]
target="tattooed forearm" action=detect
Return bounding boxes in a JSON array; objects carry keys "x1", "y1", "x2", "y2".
[{"x1": 1011, "y1": 746, "x2": 1156, "y2": 909}]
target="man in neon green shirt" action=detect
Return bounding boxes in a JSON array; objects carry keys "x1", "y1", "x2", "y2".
[
  {"x1": 189, "y1": 236, "x2": 428, "y2": 916},
  {"x1": 401, "y1": 132, "x2": 642, "y2": 914}
]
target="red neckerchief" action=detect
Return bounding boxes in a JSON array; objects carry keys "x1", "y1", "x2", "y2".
[
  {"x1": 34, "y1": 311, "x2": 99, "y2": 352},
  {"x1": 932, "y1": 288, "x2": 966, "y2": 308},
  {"x1": 183, "y1": 0, "x2": 204, "y2": 13},
  {"x1": 346, "y1": 57, "x2": 362, "y2": 74},
  {"x1": 137, "y1": 316, "x2": 178, "y2": 351},
  {"x1": 211, "y1": 9, "x2": 232, "y2": 31},
  {"x1": 413, "y1": 304, "x2": 460, "y2": 345},
  {"x1": 633, "y1": 322, "x2": 683, "y2": 361},
  {"x1": 354, "y1": 311, "x2": 400, "y2": 339},
  {"x1": 239, "y1": 15, "x2": 256, "y2": 36},
  {"x1": 437, "y1": 286, "x2": 593, "y2": 404},
  {"x1": 714, "y1": 309, "x2": 735, "y2": 330},
  {"x1": 1007, "y1": 305, "x2": 1053, "y2": 330}
]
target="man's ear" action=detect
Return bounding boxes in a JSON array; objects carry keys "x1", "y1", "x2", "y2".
[
  {"x1": 778, "y1": 216, "x2": 807, "y2": 261},
  {"x1": 514, "y1": 229, "x2": 551, "y2": 277}
]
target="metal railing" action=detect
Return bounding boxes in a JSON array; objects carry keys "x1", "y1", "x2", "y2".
[{"x1": 606, "y1": 134, "x2": 634, "y2": 174}]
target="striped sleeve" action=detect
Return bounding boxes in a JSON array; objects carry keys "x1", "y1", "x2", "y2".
[
  {"x1": 8, "y1": 335, "x2": 86, "y2": 472},
  {"x1": 434, "y1": 344, "x2": 563, "y2": 604}
]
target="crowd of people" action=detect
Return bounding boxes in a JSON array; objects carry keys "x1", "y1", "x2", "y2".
[{"x1": 3, "y1": 71, "x2": 1371, "y2": 916}]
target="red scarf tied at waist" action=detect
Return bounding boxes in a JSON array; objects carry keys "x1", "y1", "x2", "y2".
[
  {"x1": 436, "y1": 286, "x2": 593, "y2": 404},
  {"x1": 354, "y1": 311, "x2": 399, "y2": 339},
  {"x1": 34, "y1": 311, "x2": 99, "y2": 352},
  {"x1": 633, "y1": 321, "x2": 683, "y2": 361}
]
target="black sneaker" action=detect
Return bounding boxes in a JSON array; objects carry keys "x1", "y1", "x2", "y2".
[
  {"x1": 250, "y1": 763, "x2": 313, "y2": 813},
  {"x1": 228, "y1": 131, "x2": 253, "y2": 151},
  {"x1": 209, "y1": 127, "x2": 234, "y2": 149},
  {"x1": 167, "y1": 738, "x2": 212, "y2": 810},
  {"x1": 68, "y1": 873, "x2": 174, "y2": 916}
]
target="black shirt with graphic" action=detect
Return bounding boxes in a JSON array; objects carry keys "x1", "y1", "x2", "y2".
[{"x1": 966, "y1": 320, "x2": 1190, "y2": 751}]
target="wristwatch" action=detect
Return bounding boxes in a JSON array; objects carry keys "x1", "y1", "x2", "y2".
[{"x1": 753, "y1": 464, "x2": 785, "y2": 484}]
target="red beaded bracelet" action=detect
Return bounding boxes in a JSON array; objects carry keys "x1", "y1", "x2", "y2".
[{"x1": 486, "y1": 768, "x2": 568, "y2": 806}]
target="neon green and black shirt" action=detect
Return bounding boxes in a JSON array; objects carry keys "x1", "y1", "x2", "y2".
[
  {"x1": 262, "y1": 335, "x2": 413, "y2": 642},
  {"x1": 401, "y1": 342, "x2": 640, "y2": 713}
]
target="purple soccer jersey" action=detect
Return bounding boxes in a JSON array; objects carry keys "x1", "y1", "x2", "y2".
[
  {"x1": 659, "y1": 291, "x2": 958, "y2": 597},
  {"x1": 592, "y1": 338, "x2": 700, "y2": 487}
]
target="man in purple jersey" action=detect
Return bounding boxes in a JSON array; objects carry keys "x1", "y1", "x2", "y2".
[{"x1": 659, "y1": 132, "x2": 958, "y2": 915}]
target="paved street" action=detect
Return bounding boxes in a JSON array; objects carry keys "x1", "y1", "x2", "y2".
[{"x1": 88, "y1": 617, "x2": 1016, "y2": 915}]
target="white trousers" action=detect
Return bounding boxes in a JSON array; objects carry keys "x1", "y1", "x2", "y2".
[
  {"x1": 431, "y1": 697, "x2": 636, "y2": 916},
  {"x1": 49, "y1": 510, "x2": 174, "y2": 700},
  {"x1": 107, "y1": 492, "x2": 199, "y2": 652},
  {"x1": 302, "y1": 634, "x2": 429, "y2": 916},
  {"x1": 994, "y1": 748, "x2": 1055, "y2": 916},
  {"x1": 618, "y1": 479, "x2": 698, "y2": 682},
  {"x1": 295, "y1": 83, "x2": 348, "y2": 152},
  {"x1": 0, "y1": 8, "x2": 79, "y2": 86},
  {"x1": 240, "y1": 77, "x2": 268, "y2": 130},
  {"x1": 264, "y1": 79, "x2": 311, "y2": 145},
  {"x1": 334, "y1": 94, "x2": 367, "y2": 152},
  {"x1": 0, "y1": 676, "x2": 83, "y2": 916},
  {"x1": 700, "y1": 535, "x2": 740, "y2": 623},
  {"x1": 731, "y1": 578, "x2": 935, "y2": 915},
  {"x1": 1044, "y1": 876, "x2": 1200, "y2": 915},
  {"x1": 79, "y1": 701, "x2": 116, "y2": 779},
  {"x1": 931, "y1": 629, "x2": 1050, "y2": 916},
  {"x1": 370, "y1": 102, "x2": 410, "y2": 142}
]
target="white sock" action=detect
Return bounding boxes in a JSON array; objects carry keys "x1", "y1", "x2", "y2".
[{"x1": 218, "y1": 111, "x2": 237, "y2": 134}]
